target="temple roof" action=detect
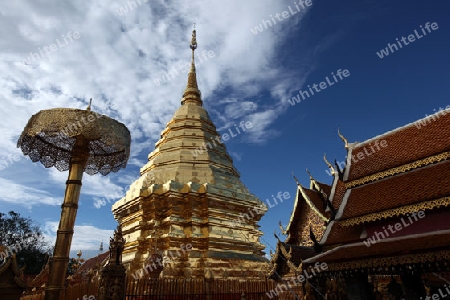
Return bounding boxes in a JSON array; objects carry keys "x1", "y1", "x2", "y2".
[
  {"x1": 75, "y1": 251, "x2": 109, "y2": 275},
  {"x1": 268, "y1": 241, "x2": 315, "y2": 279},
  {"x1": 337, "y1": 160, "x2": 450, "y2": 222},
  {"x1": 328, "y1": 177, "x2": 346, "y2": 210},
  {"x1": 269, "y1": 176, "x2": 329, "y2": 276},
  {"x1": 299, "y1": 186, "x2": 328, "y2": 221},
  {"x1": 303, "y1": 229, "x2": 450, "y2": 269},
  {"x1": 315, "y1": 110, "x2": 450, "y2": 245},
  {"x1": 345, "y1": 111, "x2": 450, "y2": 182},
  {"x1": 285, "y1": 183, "x2": 329, "y2": 245},
  {"x1": 282, "y1": 110, "x2": 450, "y2": 258},
  {"x1": 311, "y1": 180, "x2": 332, "y2": 199},
  {"x1": 320, "y1": 221, "x2": 364, "y2": 245}
]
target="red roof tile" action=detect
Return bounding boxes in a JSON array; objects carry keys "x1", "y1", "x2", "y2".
[
  {"x1": 330, "y1": 179, "x2": 346, "y2": 209},
  {"x1": 341, "y1": 160, "x2": 450, "y2": 220},
  {"x1": 347, "y1": 112, "x2": 450, "y2": 181},
  {"x1": 76, "y1": 252, "x2": 109, "y2": 274},
  {"x1": 314, "y1": 181, "x2": 332, "y2": 198},
  {"x1": 302, "y1": 187, "x2": 328, "y2": 218},
  {"x1": 322, "y1": 222, "x2": 363, "y2": 246}
]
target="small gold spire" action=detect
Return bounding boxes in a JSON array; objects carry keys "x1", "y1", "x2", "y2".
[
  {"x1": 182, "y1": 26, "x2": 202, "y2": 106},
  {"x1": 323, "y1": 154, "x2": 336, "y2": 175},
  {"x1": 278, "y1": 221, "x2": 287, "y2": 235},
  {"x1": 306, "y1": 168, "x2": 314, "y2": 181},
  {"x1": 189, "y1": 27, "x2": 197, "y2": 73},
  {"x1": 86, "y1": 98, "x2": 92, "y2": 111},
  {"x1": 338, "y1": 127, "x2": 349, "y2": 149}
]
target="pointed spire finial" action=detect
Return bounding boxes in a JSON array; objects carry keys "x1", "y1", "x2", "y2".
[
  {"x1": 306, "y1": 168, "x2": 314, "y2": 181},
  {"x1": 190, "y1": 25, "x2": 197, "y2": 52},
  {"x1": 338, "y1": 127, "x2": 349, "y2": 149},
  {"x1": 279, "y1": 221, "x2": 287, "y2": 235},
  {"x1": 182, "y1": 26, "x2": 202, "y2": 106}
]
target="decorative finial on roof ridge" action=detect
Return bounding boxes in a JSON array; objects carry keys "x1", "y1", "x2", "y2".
[
  {"x1": 279, "y1": 221, "x2": 287, "y2": 235},
  {"x1": 291, "y1": 172, "x2": 300, "y2": 186},
  {"x1": 273, "y1": 231, "x2": 281, "y2": 242},
  {"x1": 182, "y1": 25, "x2": 202, "y2": 106},
  {"x1": 338, "y1": 127, "x2": 349, "y2": 149},
  {"x1": 323, "y1": 154, "x2": 336, "y2": 176},
  {"x1": 306, "y1": 168, "x2": 314, "y2": 181}
]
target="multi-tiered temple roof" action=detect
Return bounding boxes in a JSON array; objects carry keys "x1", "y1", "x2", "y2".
[
  {"x1": 305, "y1": 113, "x2": 450, "y2": 272},
  {"x1": 270, "y1": 111, "x2": 450, "y2": 281}
]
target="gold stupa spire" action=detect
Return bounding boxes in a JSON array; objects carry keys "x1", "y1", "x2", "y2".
[{"x1": 182, "y1": 25, "x2": 202, "y2": 106}]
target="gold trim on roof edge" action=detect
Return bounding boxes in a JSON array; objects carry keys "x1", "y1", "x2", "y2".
[
  {"x1": 298, "y1": 186, "x2": 329, "y2": 223},
  {"x1": 311, "y1": 250, "x2": 450, "y2": 271},
  {"x1": 345, "y1": 151, "x2": 450, "y2": 189},
  {"x1": 280, "y1": 243, "x2": 291, "y2": 260},
  {"x1": 339, "y1": 196, "x2": 450, "y2": 226}
]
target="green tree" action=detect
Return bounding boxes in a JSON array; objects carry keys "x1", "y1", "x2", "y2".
[{"x1": 0, "y1": 211, "x2": 52, "y2": 274}]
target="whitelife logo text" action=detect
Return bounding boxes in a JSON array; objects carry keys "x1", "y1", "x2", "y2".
[
  {"x1": 376, "y1": 22, "x2": 439, "y2": 59},
  {"x1": 363, "y1": 210, "x2": 425, "y2": 247},
  {"x1": 288, "y1": 69, "x2": 350, "y2": 107}
]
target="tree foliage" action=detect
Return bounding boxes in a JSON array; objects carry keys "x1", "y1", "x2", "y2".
[{"x1": 0, "y1": 211, "x2": 52, "y2": 274}]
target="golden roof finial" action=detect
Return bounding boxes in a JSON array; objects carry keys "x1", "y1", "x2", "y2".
[
  {"x1": 306, "y1": 168, "x2": 314, "y2": 181},
  {"x1": 190, "y1": 25, "x2": 197, "y2": 67},
  {"x1": 87, "y1": 98, "x2": 92, "y2": 111},
  {"x1": 182, "y1": 25, "x2": 202, "y2": 106},
  {"x1": 279, "y1": 221, "x2": 287, "y2": 235},
  {"x1": 291, "y1": 172, "x2": 300, "y2": 185},
  {"x1": 323, "y1": 154, "x2": 336, "y2": 175},
  {"x1": 338, "y1": 127, "x2": 348, "y2": 149}
]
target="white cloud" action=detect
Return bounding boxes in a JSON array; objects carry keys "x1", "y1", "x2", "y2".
[
  {"x1": 43, "y1": 221, "x2": 113, "y2": 251},
  {"x1": 48, "y1": 168, "x2": 122, "y2": 197},
  {"x1": 0, "y1": 0, "x2": 318, "y2": 208},
  {"x1": 47, "y1": 168, "x2": 127, "y2": 209},
  {"x1": 0, "y1": 177, "x2": 60, "y2": 208}
]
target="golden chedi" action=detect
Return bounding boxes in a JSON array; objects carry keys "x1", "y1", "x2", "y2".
[{"x1": 112, "y1": 29, "x2": 267, "y2": 279}]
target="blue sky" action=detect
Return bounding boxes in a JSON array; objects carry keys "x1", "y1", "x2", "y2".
[{"x1": 0, "y1": 0, "x2": 449, "y2": 260}]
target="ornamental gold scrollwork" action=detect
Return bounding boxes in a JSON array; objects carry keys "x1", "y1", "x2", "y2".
[
  {"x1": 339, "y1": 196, "x2": 450, "y2": 226},
  {"x1": 299, "y1": 186, "x2": 329, "y2": 222},
  {"x1": 320, "y1": 250, "x2": 450, "y2": 271},
  {"x1": 346, "y1": 152, "x2": 450, "y2": 189}
]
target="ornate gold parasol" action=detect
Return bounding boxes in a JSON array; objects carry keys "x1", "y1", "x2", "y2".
[{"x1": 17, "y1": 102, "x2": 131, "y2": 300}]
